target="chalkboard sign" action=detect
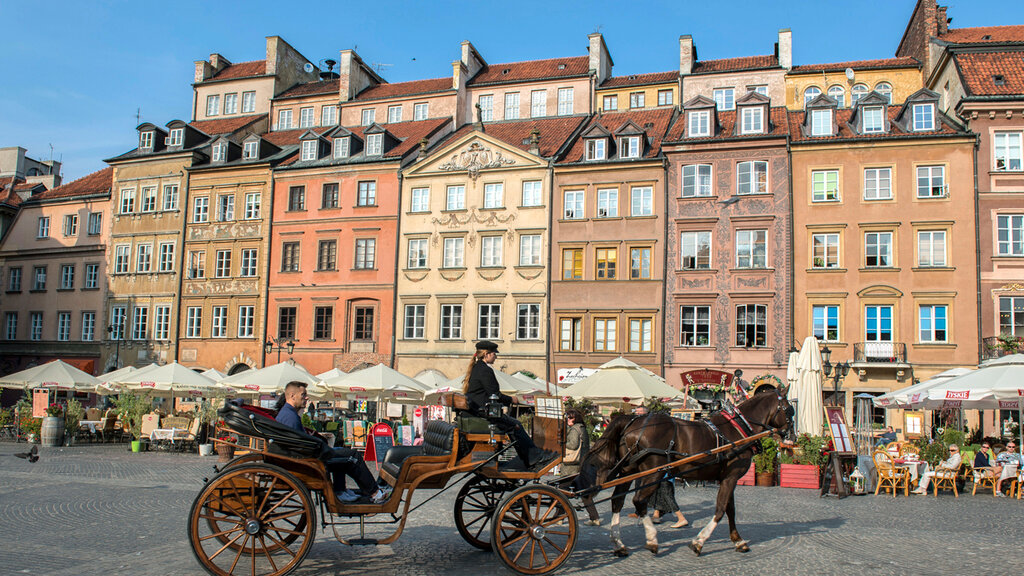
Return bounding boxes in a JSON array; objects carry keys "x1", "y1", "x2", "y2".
[{"x1": 365, "y1": 422, "x2": 395, "y2": 472}]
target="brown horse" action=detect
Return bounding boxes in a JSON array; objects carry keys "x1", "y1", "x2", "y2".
[{"x1": 585, "y1": 389, "x2": 793, "y2": 557}]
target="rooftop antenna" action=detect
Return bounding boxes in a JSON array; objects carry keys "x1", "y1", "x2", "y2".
[
  {"x1": 593, "y1": 24, "x2": 603, "y2": 34},
  {"x1": 371, "y1": 62, "x2": 392, "y2": 75},
  {"x1": 135, "y1": 107, "x2": 141, "y2": 124}
]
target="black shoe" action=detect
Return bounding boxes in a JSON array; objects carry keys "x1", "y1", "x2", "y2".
[{"x1": 528, "y1": 448, "x2": 557, "y2": 470}]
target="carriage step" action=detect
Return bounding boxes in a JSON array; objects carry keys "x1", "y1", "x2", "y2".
[{"x1": 348, "y1": 538, "x2": 379, "y2": 546}]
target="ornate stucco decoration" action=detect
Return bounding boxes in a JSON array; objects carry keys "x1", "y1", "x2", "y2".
[
  {"x1": 998, "y1": 283, "x2": 1024, "y2": 292},
  {"x1": 516, "y1": 268, "x2": 544, "y2": 281},
  {"x1": 403, "y1": 271, "x2": 429, "y2": 283},
  {"x1": 476, "y1": 269, "x2": 504, "y2": 281},
  {"x1": 437, "y1": 142, "x2": 515, "y2": 181},
  {"x1": 188, "y1": 221, "x2": 262, "y2": 241},
  {"x1": 186, "y1": 279, "x2": 259, "y2": 295},
  {"x1": 431, "y1": 207, "x2": 516, "y2": 230},
  {"x1": 439, "y1": 270, "x2": 465, "y2": 282}
]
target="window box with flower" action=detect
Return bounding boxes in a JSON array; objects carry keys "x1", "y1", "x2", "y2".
[{"x1": 687, "y1": 383, "x2": 725, "y2": 402}]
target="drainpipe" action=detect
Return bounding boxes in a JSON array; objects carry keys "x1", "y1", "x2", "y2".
[
  {"x1": 972, "y1": 132, "x2": 982, "y2": 364},
  {"x1": 261, "y1": 167, "x2": 275, "y2": 368},
  {"x1": 659, "y1": 156, "x2": 669, "y2": 378},
  {"x1": 786, "y1": 140, "x2": 795, "y2": 363},
  {"x1": 173, "y1": 166, "x2": 190, "y2": 364},
  {"x1": 545, "y1": 161, "x2": 555, "y2": 384},
  {"x1": 390, "y1": 169, "x2": 403, "y2": 369}
]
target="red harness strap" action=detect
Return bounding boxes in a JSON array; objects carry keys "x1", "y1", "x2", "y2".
[{"x1": 721, "y1": 410, "x2": 751, "y2": 438}]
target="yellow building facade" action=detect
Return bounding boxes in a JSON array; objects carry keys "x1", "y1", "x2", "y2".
[{"x1": 784, "y1": 59, "x2": 923, "y2": 110}]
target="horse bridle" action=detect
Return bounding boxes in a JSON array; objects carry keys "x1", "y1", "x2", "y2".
[{"x1": 735, "y1": 390, "x2": 793, "y2": 435}]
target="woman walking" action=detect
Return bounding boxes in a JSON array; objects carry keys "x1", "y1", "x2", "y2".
[
  {"x1": 650, "y1": 475, "x2": 688, "y2": 528},
  {"x1": 561, "y1": 409, "x2": 600, "y2": 525}
]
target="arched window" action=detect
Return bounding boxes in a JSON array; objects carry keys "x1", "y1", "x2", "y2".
[
  {"x1": 851, "y1": 83, "x2": 869, "y2": 105},
  {"x1": 803, "y1": 86, "x2": 822, "y2": 108},
  {"x1": 827, "y1": 85, "x2": 846, "y2": 108},
  {"x1": 875, "y1": 82, "x2": 892, "y2": 104}
]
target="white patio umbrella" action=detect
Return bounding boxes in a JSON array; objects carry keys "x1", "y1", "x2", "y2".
[
  {"x1": 321, "y1": 363, "x2": 428, "y2": 403},
  {"x1": 793, "y1": 336, "x2": 824, "y2": 435},
  {"x1": 565, "y1": 357, "x2": 685, "y2": 405},
  {"x1": 201, "y1": 368, "x2": 227, "y2": 382},
  {"x1": 96, "y1": 363, "x2": 161, "y2": 395},
  {"x1": 415, "y1": 370, "x2": 452, "y2": 390},
  {"x1": 0, "y1": 360, "x2": 101, "y2": 391},
  {"x1": 221, "y1": 360, "x2": 324, "y2": 398},
  {"x1": 872, "y1": 367, "x2": 973, "y2": 409},
  {"x1": 119, "y1": 362, "x2": 223, "y2": 397}
]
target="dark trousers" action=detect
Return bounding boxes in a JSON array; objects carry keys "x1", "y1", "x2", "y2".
[
  {"x1": 323, "y1": 446, "x2": 377, "y2": 495},
  {"x1": 489, "y1": 414, "x2": 536, "y2": 464},
  {"x1": 571, "y1": 464, "x2": 600, "y2": 521}
]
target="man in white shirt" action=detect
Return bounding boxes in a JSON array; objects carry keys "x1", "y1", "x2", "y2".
[{"x1": 912, "y1": 444, "x2": 962, "y2": 494}]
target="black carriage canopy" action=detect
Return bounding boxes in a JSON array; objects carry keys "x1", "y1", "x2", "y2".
[{"x1": 218, "y1": 401, "x2": 328, "y2": 459}]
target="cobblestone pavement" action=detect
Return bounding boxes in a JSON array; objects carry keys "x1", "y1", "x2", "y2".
[{"x1": 1, "y1": 443, "x2": 1021, "y2": 576}]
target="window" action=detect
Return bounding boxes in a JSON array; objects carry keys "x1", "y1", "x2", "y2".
[
  {"x1": 480, "y1": 236, "x2": 502, "y2": 267},
  {"x1": 680, "y1": 305, "x2": 711, "y2": 346},
  {"x1": 239, "y1": 248, "x2": 257, "y2": 276},
  {"x1": 112, "y1": 307, "x2": 128, "y2": 339},
  {"x1": 361, "y1": 109, "x2": 375, "y2": 126},
  {"x1": 477, "y1": 95, "x2": 493, "y2": 121},
  {"x1": 920, "y1": 305, "x2": 948, "y2": 342},
  {"x1": 630, "y1": 247, "x2": 652, "y2": 279},
  {"x1": 215, "y1": 250, "x2": 231, "y2": 277},
  {"x1": 119, "y1": 189, "x2": 134, "y2": 214},
  {"x1": 211, "y1": 142, "x2": 227, "y2": 162},
  {"x1": 865, "y1": 305, "x2": 893, "y2": 342},
  {"x1": 29, "y1": 312, "x2": 43, "y2": 341},
  {"x1": 281, "y1": 242, "x2": 300, "y2": 272},
  {"x1": 288, "y1": 186, "x2": 305, "y2": 211},
  {"x1": 557, "y1": 88, "x2": 574, "y2": 115},
  {"x1": 681, "y1": 231, "x2": 711, "y2": 270},
  {"x1": 595, "y1": 248, "x2": 617, "y2": 279},
  {"x1": 299, "y1": 107, "x2": 315, "y2": 128},
  {"x1": 404, "y1": 305, "x2": 425, "y2": 339},
  {"x1": 60, "y1": 214, "x2": 78, "y2": 237},
  {"x1": 224, "y1": 93, "x2": 238, "y2": 114},
  {"x1": 517, "y1": 304, "x2": 541, "y2": 340},
  {"x1": 602, "y1": 94, "x2": 618, "y2": 111},
  {"x1": 560, "y1": 317, "x2": 582, "y2": 351},
  {"x1": 382, "y1": 105, "x2": 401, "y2": 124},
  {"x1": 300, "y1": 140, "x2": 317, "y2": 161},
  {"x1": 87, "y1": 212, "x2": 102, "y2": 235},
  {"x1": 620, "y1": 136, "x2": 640, "y2": 158},
  {"x1": 713, "y1": 88, "x2": 734, "y2": 111},
  {"x1": 811, "y1": 109, "x2": 832, "y2": 135},
  {"x1": 59, "y1": 265, "x2": 74, "y2": 289},
  {"x1": 994, "y1": 132, "x2": 1023, "y2": 171},
  {"x1": 736, "y1": 230, "x2": 767, "y2": 268},
  {"x1": 85, "y1": 264, "x2": 98, "y2": 288},
  {"x1": 446, "y1": 185, "x2": 465, "y2": 210},
  {"x1": 367, "y1": 134, "x2": 383, "y2": 155},
  {"x1": 504, "y1": 93, "x2": 520, "y2": 119},
  {"x1": 657, "y1": 89, "x2": 673, "y2": 106},
  {"x1": 597, "y1": 188, "x2": 618, "y2": 218},
  {"x1": 631, "y1": 187, "x2": 653, "y2": 217},
  {"x1": 158, "y1": 243, "x2": 175, "y2": 272},
  {"x1": 851, "y1": 83, "x2": 869, "y2": 104},
  {"x1": 629, "y1": 92, "x2": 645, "y2": 109},
  {"x1": 803, "y1": 86, "x2": 821, "y2": 107},
  {"x1": 522, "y1": 181, "x2": 542, "y2": 207},
  {"x1": 404, "y1": 187, "x2": 429, "y2": 213},
  {"x1": 357, "y1": 181, "x2": 376, "y2": 206},
  {"x1": 811, "y1": 170, "x2": 839, "y2": 201},
  {"x1": 918, "y1": 230, "x2": 947, "y2": 267},
  {"x1": 206, "y1": 95, "x2": 220, "y2": 116},
  {"x1": 688, "y1": 110, "x2": 710, "y2": 137},
  {"x1": 136, "y1": 244, "x2": 152, "y2": 273},
  {"x1": 737, "y1": 161, "x2": 768, "y2": 195},
  {"x1": 166, "y1": 128, "x2": 183, "y2": 147},
  {"x1": 917, "y1": 166, "x2": 946, "y2": 197},
  {"x1": 277, "y1": 109, "x2": 293, "y2": 130},
  {"x1": 863, "y1": 168, "x2": 891, "y2": 200},
  {"x1": 682, "y1": 164, "x2": 712, "y2": 197},
  {"x1": 321, "y1": 105, "x2": 338, "y2": 126},
  {"x1": 530, "y1": 90, "x2": 546, "y2": 117},
  {"x1": 163, "y1": 185, "x2": 179, "y2": 211},
  {"x1": 114, "y1": 245, "x2": 130, "y2": 274},
  {"x1": 408, "y1": 238, "x2": 428, "y2": 268},
  {"x1": 193, "y1": 196, "x2": 209, "y2": 222},
  {"x1": 242, "y1": 192, "x2": 260, "y2": 220},
  {"x1": 82, "y1": 311, "x2": 96, "y2": 342},
  {"x1": 586, "y1": 139, "x2": 606, "y2": 161},
  {"x1": 217, "y1": 194, "x2": 234, "y2": 221},
  {"x1": 238, "y1": 306, "x2": 255, "y2": 338},
  {"x1": 440, "y1": 304, "x2": 462, "y2": 339},
  {"x1": 443, "y1": 237, "x2": 464, "y2": 268},
  {"x1": 519, "y1": 235, "x2": 542, "y2": 266},
  {"x1": 740, "y1": 107, "x2": 763, "y2": 133},
  {"x1": 334, "y1": 137, "x2": 350, "y2": 158},
  {"x1": 874, "y1": 82, "x2": 892, "y2": 103},
  {"x1": 999, "y1": 297, "x2": 1024, "y2": 336},
  {"x1": 827, "y1": 85, "x2": 846, "y2": 107},
  {"x1": 562, "y1": 248, "x2": 583, "y2": 279},
  {"x1": 998, "y1": 215, "x2": 1024, "y2": 255},
  {"x1": 483, "y1": 183, "x2": 503, "y2": 208},
  {"x1": 563, "y1": 190, "x2": 584, "y2": 219},
  {"x1": 912, "y1": 103, "x2": 934, "y2": 131},
  {"x1": 747, "y1": 85, "x2": 769, "y2": 96},
  {"x1": 7, "y1": 267, "x2": 20, "y2": 292},
  {"x1": 188, "y1": 250, "x2": 206, "y2": 278},
  {"x1": 478, "y1": 304, "x2": 501, "y2": 340},
  {"x1": 355, "y1": 238, "x2": 376, "y2": 269},
  {"x1": 317, "y1": 240, "x2": 337, "y2": 271},
  {"x1": 594, "y1": 318, "x2": 616, "y2": 351},
  {"x1": 862, "y1": 106, "x2": 884, "y2": 133},
  {"x1": 812, "y1": 233, "x2": 839, "y2": 268},
  {"x1": 736, "y1": 304, "x2": 767, "y2": 347},
  {"x1": 4, "y1": 312, "x2": 15, "y2": 340},
  {"x1": 315, "y1": 183, "x2": 337, "y2": 210},
  {"x1": 278, "y1": 307, "x2": 296, "y2": 340},
  {"x1": 629, "y1": 318, "x2": 652, "y2": 352},
  {"x1": 354, "y1": 307, "x2": 374, "y2": 340},
  {"x1": 812, "y1": 305, "x2": 839, "y2": 342},
  {"x1": 153, "y1": 306, "x2": 169, "y2": 341},
  {"x1": 185, "y1": 307, "x2": 202, "y2": 338},
  {"x1": 142, "y1": 187, "x2": 158, "y2": 212},
  {"x1": 314, "y1": 306, "x2": 333, "y2": 340},
  {"x1": 131, "y1": 306, "x2": 148, "y2": 340},
  {"x1": 241, "y1": 91, "x2": 255, "y2": 113},
  {"x1": 865, "y1": 232, "x2": 893, "y2": 267},
  {"x1": 413, "y1": 102, "x2": 429, "y2": 121}
]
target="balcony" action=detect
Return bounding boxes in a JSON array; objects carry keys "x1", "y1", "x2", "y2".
[
  {"x1": 982, "y1": 335, "x2": 1024, "y2": 361},
  {"x1": 852, "y1": 342, "x2": 907, "y2": 364}
]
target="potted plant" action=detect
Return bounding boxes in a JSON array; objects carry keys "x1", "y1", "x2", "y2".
[
  {"x1": 780, "y1": 434, "x2": 826, "y2": 489},
  {"x1": 753, "y1": 437, "x2": 778, "y2": 486},
  {"x1": 215, "y1": 428, "x2": 238, "y2": 463},
  {"x1": 41, "y1": 402, "x2": 65, "y2": 447},
  {"x1": 196, "y1": 399, "x2": 219, "y2": 457},
  {"x1": 64, "y1": 398, "x2": 84, "y2": 446},
  {"x1": 113, "y1": 391, "x2": 151, "y2": 452}
]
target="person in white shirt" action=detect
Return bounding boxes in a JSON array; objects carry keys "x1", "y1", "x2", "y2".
[{"x1": 912, "y1": 444, "x2": 962, "y2": 494}]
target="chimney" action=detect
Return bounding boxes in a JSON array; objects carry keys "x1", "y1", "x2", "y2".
[
  {"x1": 529, "y1": 130, "x2": 541, "y2": 156},
  {"x1": 937, "y1": 5, "x2": 949, "y2": 35},
  {"x1": 461, "y1": 41, "x2": 486, "y2": 79},
  {"x1": 588, "y1": 33, "x2": 613, "y2": 85},
  {"x1": 194, "y1": 60, "x2": 214, "y2": 83},
  {"x1": 777, "y1": 28, "x2": 792, "y2": 70},
  {"x1": 679, "y1": 35, "x2": 695, "y2": 75},
  {"x1": 208, "y1": 53, "x2": 232, "y2": 74}
]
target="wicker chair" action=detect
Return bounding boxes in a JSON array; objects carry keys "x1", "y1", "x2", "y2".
[
  {"x1": 873, "y1": 450, "x2": 910, "y2": 497},
  {"x1": 972, "y1": 466, "x2": 1000, "y2": 496},
  {"x1": 933, "y1": 466, "x2": 959, "y2": 497}
]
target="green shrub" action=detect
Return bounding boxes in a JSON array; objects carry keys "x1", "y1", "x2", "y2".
[
  {"x1": 113, "y1": 391, "x2": 152, "y2": 441},
  {"x1": 754, "y1": 437, "x2": 778, "y2": 473},
  {"x1": 794, "y1": 434, "x2": 827, "y2": 467}
]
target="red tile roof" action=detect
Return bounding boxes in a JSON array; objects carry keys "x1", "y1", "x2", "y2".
[
  {"x1": 600, "y1": 71, "x2": 678, "y2": 89},
  {"x1": 790, "y1": 57, "x2": 920, "y2": 73},
  {"x1": 190, "y1": 114, "x2": 266, "y2": 136},
  {"x1": 444, "y1": 116, "x2": 588, "y2": 158},
  {"x1": 277, "y1": 118, "x2": 451, "y2": 166},
  {"x1": 469, "y1": 56, "x2": 589, "y2": 86},
  {"x1": 941, "y1": 25, "x2": 1024, "y2": 44},
  {"x1": 262, "y1": 128, "x2": 320, "y2": 149},
  {"x1": 206, "y1": 60, "x2": 267, "y2": 82},
  {"x1": 692, "y1": 55, "x2": 778, "y2": 74},
  {"x1": 275, "y1": 79, "x2": 340, "y2": 100},
  {"x1": 560, "y1": 108, "x2": 675, "y2": 163},
  {"x1": 28, "y1": 167, "x2": 112, "y2": 201},
  {"x1": 665, "y1": 107, "x2": 790, "y2": 142},
  {"x1": 354, "y1": 77, "x2": 452, "y2": 101},
  {"x1": 955, "y1": 51, "x2": 1024, "y2": 96},
  {"x1": 787, "y1": 106, "x2": 962, "y2": 143},
  {"x1": 0, "y1": 186, "x2": 22, "y2": 207}
]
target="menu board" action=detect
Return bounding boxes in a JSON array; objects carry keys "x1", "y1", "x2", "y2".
[
  {"x1": 534, "y1": 396, "x2": 563, "y2": 419},
  {"x1": 824, "y1": 406, "x2": 854, "y2": 454}
]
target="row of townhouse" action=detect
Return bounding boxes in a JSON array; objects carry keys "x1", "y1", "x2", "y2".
[{"x1": 1, "y1": 1, "x2": 1021, "y2": 430}]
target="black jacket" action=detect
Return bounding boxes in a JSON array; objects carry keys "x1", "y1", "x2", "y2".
[{"x1": 465, "y1": 361, "x2": 513, "y2": 415}]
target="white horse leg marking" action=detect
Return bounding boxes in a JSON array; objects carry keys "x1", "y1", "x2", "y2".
[
  {"x1": 734, "y1": 539, "x2": 749, "y2": 549},
  {"x1": 609, "y1": 512, "x2": 624, "y2": 548},
  {"x1": 641, "y1": 515, "x2": 658, "y2": 547},
  {"x1": 694, "y1": 518, "x2": 718, "y2": 547}
]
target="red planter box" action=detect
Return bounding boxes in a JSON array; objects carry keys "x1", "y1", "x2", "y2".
[
  {"x1": 779, "y1": 463, "x2": 820, "y2": 489},
  {"x1": 737, "y1": 462, "x2": 755, "y2": 486}
]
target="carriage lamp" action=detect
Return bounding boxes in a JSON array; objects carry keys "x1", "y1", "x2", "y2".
[{"x1": 821, "y1": 346, "x2": 851, "y2": 404}]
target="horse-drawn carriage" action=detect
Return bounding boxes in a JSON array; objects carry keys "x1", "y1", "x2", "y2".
[{"x1": 187, "y1": 390, "x2": 792, "y2": 576}]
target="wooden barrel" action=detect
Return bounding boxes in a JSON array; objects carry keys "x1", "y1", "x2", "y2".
[{"x1": 41, "y1": 416, "x2": 65, "y2": 447}]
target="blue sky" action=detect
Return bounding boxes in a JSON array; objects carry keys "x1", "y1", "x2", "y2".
[{"x1": 0, "y1": 0, "x2": 1013, "y2": 181}]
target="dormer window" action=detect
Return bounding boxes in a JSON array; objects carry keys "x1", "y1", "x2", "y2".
[
  {"x1": 811, "y1": 109, "x2": 832, "y2": 136},
  {"x1": 912, "y1": 103, "x2": 934, "y2": 131},
  {"x1": 367, "y1": 133, "x2": 383, "y2": 156},
  {"x1": 212, "y1": 142, "x2": 227, "y2": 162},
  {"x1": 586, "y1": 139, "x2": 606, "y2": 161},
  {"x1": 139, "y1": 131, "x2": 153, "y2": 150},
  {"x1": 740, "y1": 107, "x2": 764, "y2": 134},
  {"x1": 166, "y1": 128, "x2": 183, "y2": 147},
  {"x1": 334, "y1": 137, "x2": 350, "y2": 159},
  {"x1": 301, "y1": 140, "x2": 318, "y2": 161},
  {"x1": 619, "y1": 136, "x2": 640, "y2": 159},
  {"x1": 863, "y1": 106, "x2": 885, "y2": 133},
  {"x1": 688, "y1": 110, "x2": 710, "y2": 137},
  {"x1": 243, "y1": 141, "x2": 259, "y2": 160}
]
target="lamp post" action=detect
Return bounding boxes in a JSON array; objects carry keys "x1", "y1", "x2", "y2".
[
  {"x1": 264, "y1": 338, "x2": 295, "y2": 364},
  {"x1": 106, "y1": 321, "x2": 125, "y2": 369},
  {"x1": 820, "y1": 345, "x2": 851, "y2": 406}
]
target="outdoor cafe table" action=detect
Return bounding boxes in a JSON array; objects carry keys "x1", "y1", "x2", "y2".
[
  {"x1": 894, "y1": 458, "x2": 926, "y2": 485},
  {"x1": 80, "y1": 420, "x2": 101, "y2": 434},
  {"x1": 150, "y1": 428, "x2": 186, "y2": 444}
]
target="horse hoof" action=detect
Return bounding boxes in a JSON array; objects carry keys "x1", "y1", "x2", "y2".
[
  {"x1": 613, "y1": 547, "x2": 630, "y2": 558},
  {"x1": 645, "y1": 543, "x2": 658, "y2": 555},
  {"x1": 688, "y1": 542, "x2": 702, "y2": 556},
  {"x1": 736, "y1": 543, "x2": 750, "y2": 553}
]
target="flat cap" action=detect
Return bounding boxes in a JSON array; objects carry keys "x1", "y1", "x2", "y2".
[{"x1": 475, "y1": 340, "x2": 499, "y2": 352}]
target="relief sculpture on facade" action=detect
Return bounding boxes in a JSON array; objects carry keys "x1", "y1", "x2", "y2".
[
  {"x1": 188, "y1": 221, "x2": 262, "y2": 241},
  {"x1": 185, "y1": 279, "x2": 259, "y2": 295},
  {"x1": 437, "y1": 141, "x2": 516, "y2": 181}
]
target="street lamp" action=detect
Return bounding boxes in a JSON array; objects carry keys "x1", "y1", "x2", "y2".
[
  {"x1": 264, "y1": 338, "x2": 295, "y2": 363},
  {"x1": 106, "y1": 321, "x2": 125, "y2": 369},
  {"x1": 820, "y1": 345, "x2": 851, "y2": 406}
]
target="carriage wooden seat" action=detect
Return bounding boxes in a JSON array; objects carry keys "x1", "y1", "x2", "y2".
[
  {"x1": 379, "y1": 419, "x2": 460, "y2": 489},
  {"x1": 219, "y1": 403, "x2": 325, "y2": 459}
]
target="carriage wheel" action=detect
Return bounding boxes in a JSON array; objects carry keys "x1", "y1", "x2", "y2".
[
  {"x1": 490, "y1": 485, "x2": 577, "y2": 575},
  {"x1": 188, "y1": 463, "x2": 316, "y2": 576},
  {"x1": 454, "y1": 476, "x2": 520, "y2": 550}
]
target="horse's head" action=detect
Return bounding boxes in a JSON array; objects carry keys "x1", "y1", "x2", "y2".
[
  {"x1": 739, "y1": 386, "x2": 794, "y2": 435},
  {"x1": 582, "y1": 413, "x2": 633, "y2": 485}
]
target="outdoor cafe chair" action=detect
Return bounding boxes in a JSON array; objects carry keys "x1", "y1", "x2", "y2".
[
  {"x1": 933, "y1": 467, "x2": 959, "y2": 498},
  {"x1": 873, "y1": 450, "x2": 910, "y2": 497},
  {"x1": 175, "y1": 418, "x2": 201, "y2": 453}
]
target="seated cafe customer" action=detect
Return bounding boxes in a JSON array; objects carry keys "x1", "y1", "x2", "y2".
[
  {"x1": 974, "y1": 442, "x2": 995, "y2": 469},
  {"x1": 912, "y1": 444, "x2": 962, "y2": 494},
  {"x1": 994, "y1": 442, "x2": 1022, "y2": 497}
]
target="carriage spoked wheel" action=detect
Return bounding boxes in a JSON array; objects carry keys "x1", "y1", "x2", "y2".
[
  {"x1": 454, "y1": 475, "x2": 521, "y2": 550},
  {"x1": 490, "y1": 485, "x2": 577, "y2": 575},
  {"x1": 188, "y1": 463, "x2": 316, "y2": 576}
]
